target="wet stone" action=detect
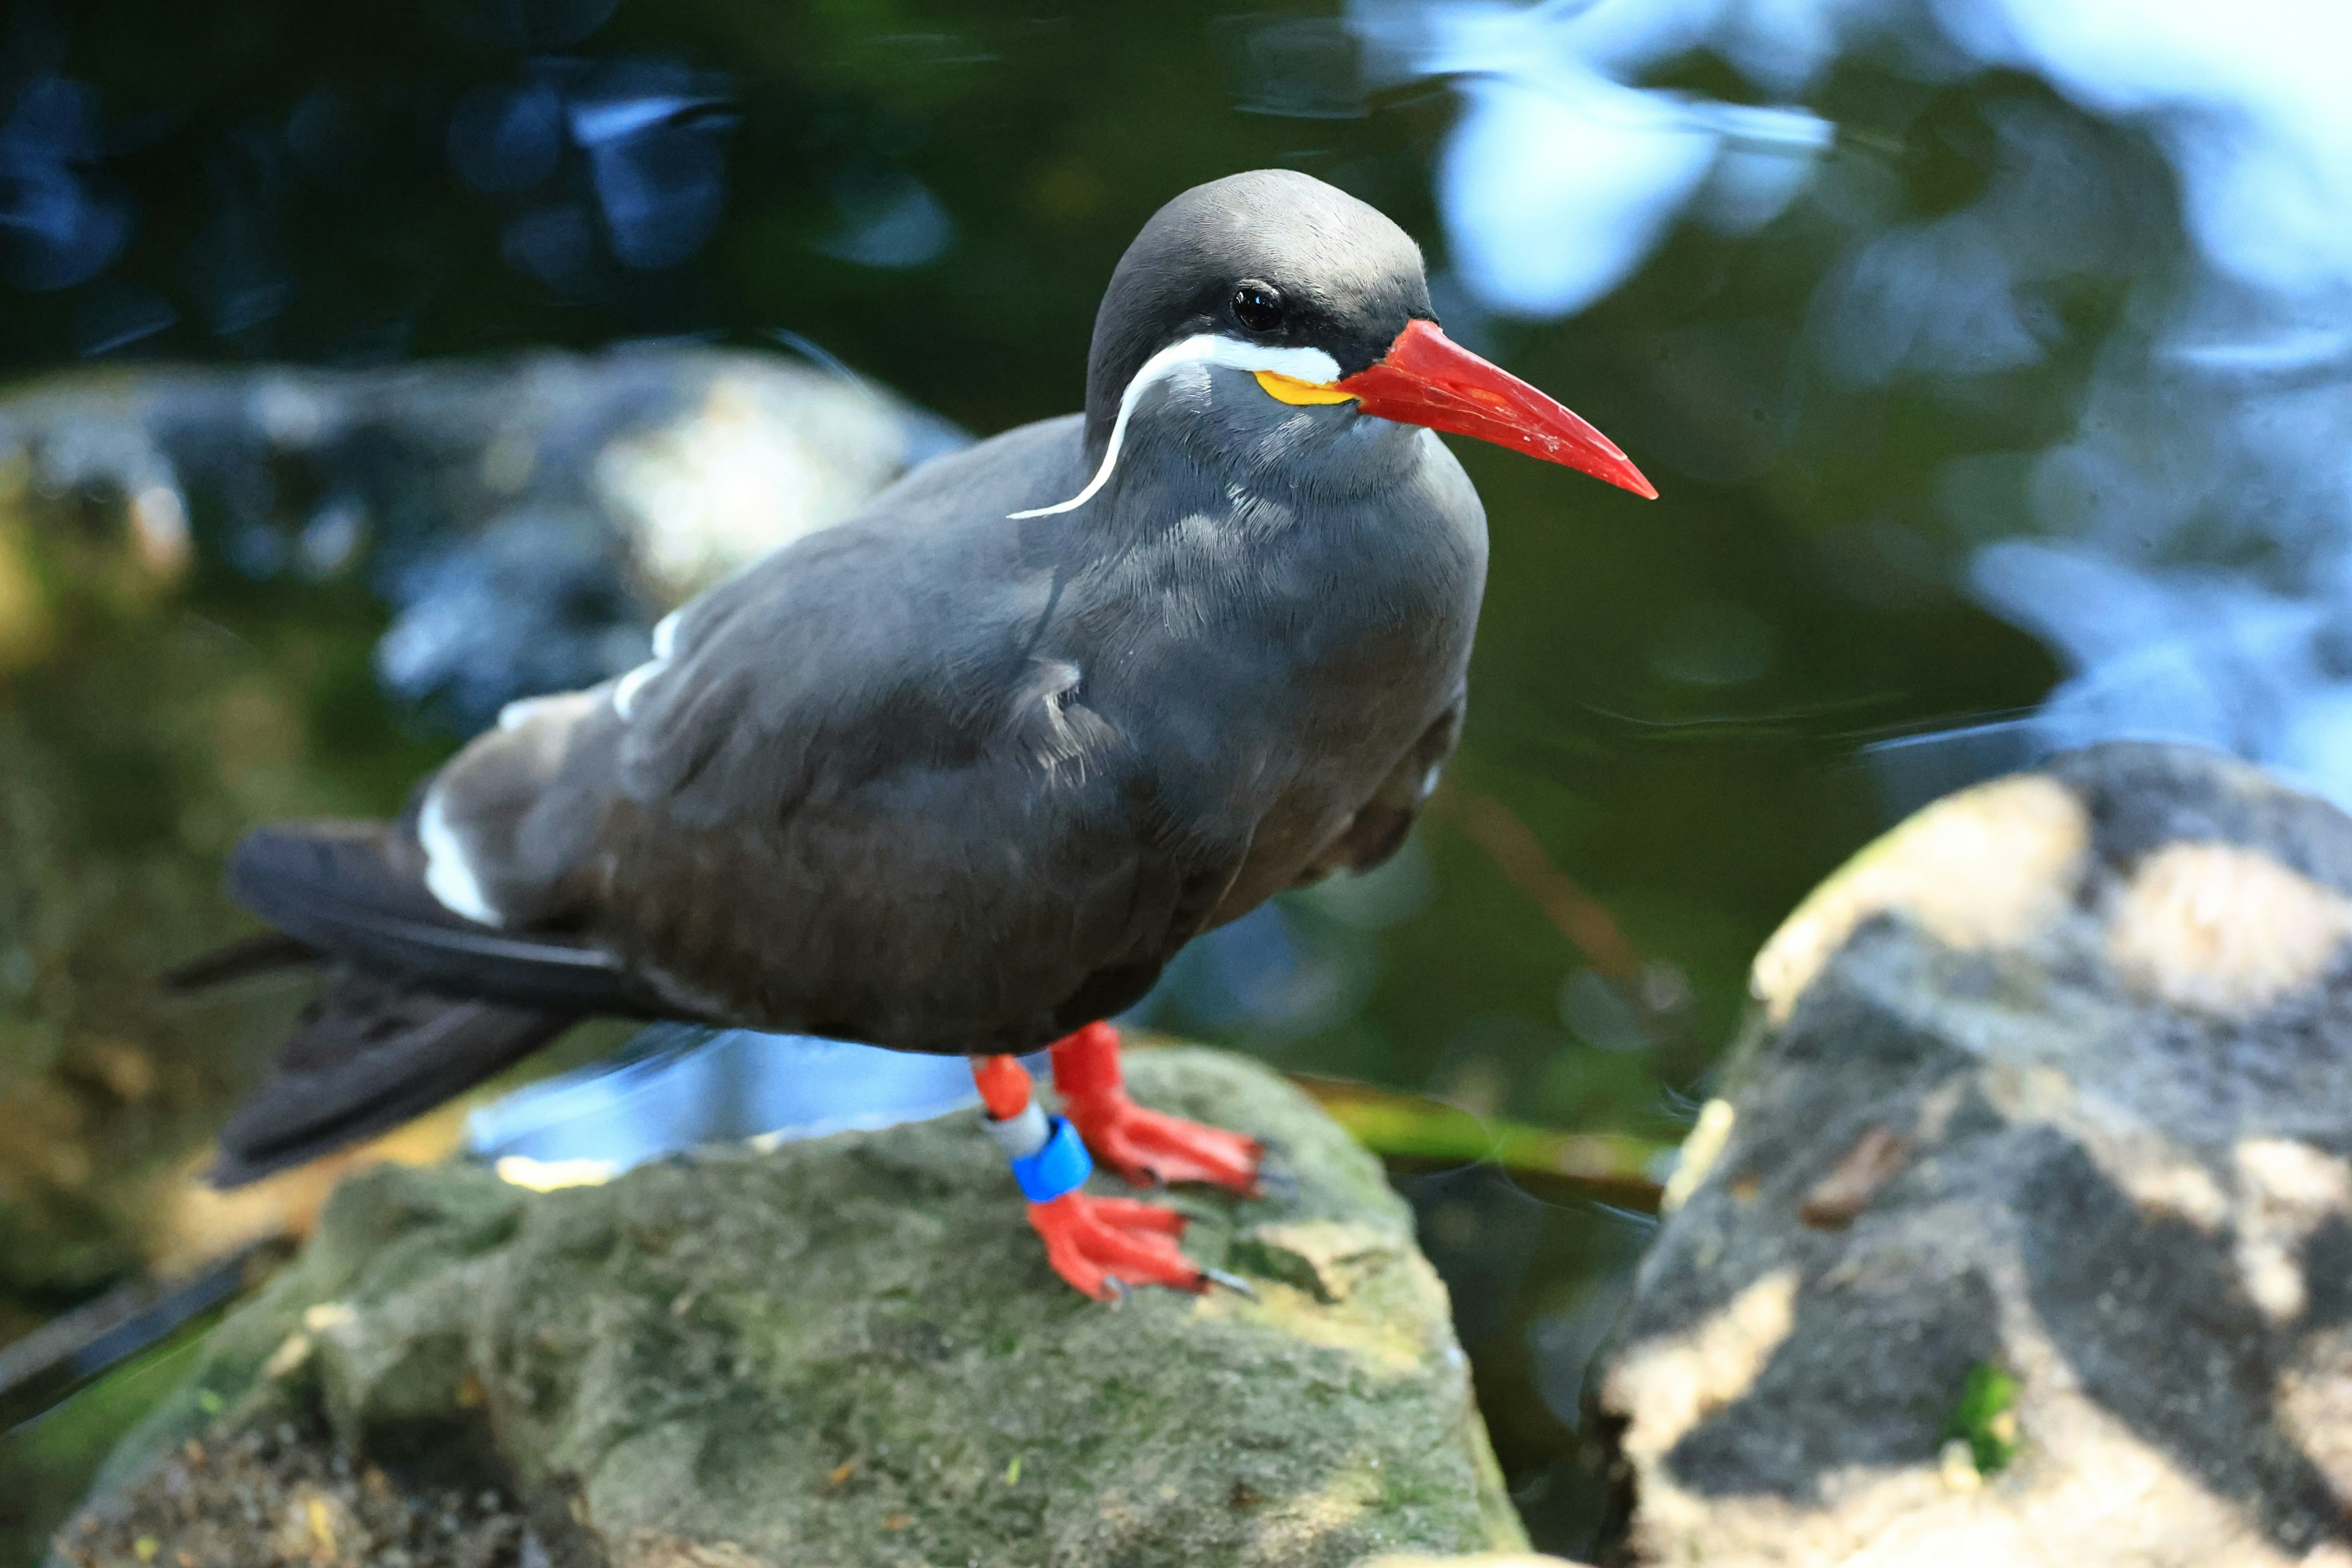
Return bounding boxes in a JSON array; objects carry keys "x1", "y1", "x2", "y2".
[{"x1": 57, "y1": 1049, "x2": 1525, "y2": 1568}]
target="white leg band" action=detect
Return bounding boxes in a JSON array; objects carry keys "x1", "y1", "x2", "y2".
[{"x1": 984, "y1": 1099, "x2": 1052, "y2": 1161}]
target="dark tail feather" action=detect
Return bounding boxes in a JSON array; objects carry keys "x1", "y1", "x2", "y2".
[
  {"x1": 209, "y1": 968, "x2": 576, "y2": 1188},
  {"x1": 226, "y1": 820, "x2": 665, "y2": 1017},
  {"x1": 160, "y1": 930, "x2": 322, "y2": 993}
]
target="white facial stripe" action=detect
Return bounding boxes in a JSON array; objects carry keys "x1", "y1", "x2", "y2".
[
  {"x1": 1008, "y1": 334, "x2": 1346, "y2": 519},
  {"x1": 418, "y1": 784, "x2": 502, "y2": 926},
  {"x1": 650, "y1": 608, "x2": 682, "y2": 660}
]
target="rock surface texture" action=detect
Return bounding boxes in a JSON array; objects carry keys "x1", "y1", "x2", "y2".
[
  {"x1": 1602, "y1": 742, "x2": 2352, "y2": 1567},
  {"x1": 58, "y1": 1048, "x2": 1525, "y2": 1567}
]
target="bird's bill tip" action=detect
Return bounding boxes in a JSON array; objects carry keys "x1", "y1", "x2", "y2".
[{"x1": 1333, "y1": 320, "x2": 1657, "y2": 499}]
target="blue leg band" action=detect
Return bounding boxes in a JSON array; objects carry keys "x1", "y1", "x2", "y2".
[{"x1": 1009, "y1": 1115, "x2": 1092, "y2": 1202}]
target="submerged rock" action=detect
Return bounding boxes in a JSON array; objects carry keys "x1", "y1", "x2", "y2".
[
  {"x1": 59, "y1": 1048, "x2": 1526, "y2": 1567},
  {"x1": 1600, "y1": 742, "x2": 2352, "y2": 1566}
]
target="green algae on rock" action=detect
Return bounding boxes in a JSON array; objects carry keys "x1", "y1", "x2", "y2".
[{"x1": 61, "y1": 1048, "x2": 1526, "y2": 1567}]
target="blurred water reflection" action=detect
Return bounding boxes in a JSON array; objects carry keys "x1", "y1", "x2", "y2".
[
  {"x1": 451, "y1": 58, "x2": 738, "y2": 296},
  {"x1": 1354, "y1": 0, "x2": 1834, "y2": 317},
  {"x1": 815, "y1": 173, "x2": 956, "y2": 269},
  {"x1": 1359, "y1": 0, "x2": 2352, "y2": 815},
  {"x1": 467, "y1": 1028, "x2": 1010, "y2": 1177},
  {"x1": 0, "y1": 77, "x2": 129, "y2": 293}
]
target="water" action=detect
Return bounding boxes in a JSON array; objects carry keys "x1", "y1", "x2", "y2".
[{"x1": 4, "y1": 0, "x2": 2347, "y2": 1556}]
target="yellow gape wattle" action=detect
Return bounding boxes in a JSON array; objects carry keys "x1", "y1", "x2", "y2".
[{"x1": 1254, "y1": 369, "x2": 1357, "y2": 405}]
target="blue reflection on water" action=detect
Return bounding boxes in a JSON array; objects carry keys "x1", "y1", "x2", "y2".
[
  {"x1": 815, "y1": 174, "x2": 956, "y2": 270},
  {"x1": 448, "y1": 83, "x2": 567, "y2": 194},
  {"x1": 441, "y1": 56, "x2": 737, "y2": 293},
  {"x1": 1972, "y1": 540, "x2": 2352, "y2": 791},
  {"x1": 0, "y1": 75, "x2": 132, "y2": 291},
  {"x1": 1945, "y1": 1, "x2": 2352, "y2": 808},
  {"x1": 570, "y1": 62, "x2": 736, "y2": 271},
  {"x1": 376, "y1": 509, "x2": 647, "y2": 731},
  {"x1": 1357, "y1": 0, "x2": 2352, "y2": 813},
  {"x1": 468, "y1": 1030, "x2": 1021, "y2": 1170},
  {"x1": 1352, "y1": 0, "x2": 1832, "y2": 317}
]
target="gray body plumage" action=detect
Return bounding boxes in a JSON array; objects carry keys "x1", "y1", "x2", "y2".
[
  {"x1": 204, "y1": 170, "x2": 1493, "y2": 1177},
  {"x1": 439, "y1": 387, "x2": 1483, "y2": 1050}
]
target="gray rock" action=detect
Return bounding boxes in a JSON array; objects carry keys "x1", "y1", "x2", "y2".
[
  {"x1": 0, "y1": 347, "x2": 960, "y2": 731},
  {"x1": 61, "y1": 1048, "x2": 1526, "y2": 1567},
  {"x1": 1359, "y1": 1556, "x2": 1588, "y2": 1567},
  {"x1": 1600, "y1": 742, "x2": 2352, "y2": 1567}
]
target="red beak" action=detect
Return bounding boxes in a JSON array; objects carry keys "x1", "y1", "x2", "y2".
[{"x1": 1335, "y1": 320, "x2": 1657, "y2": 499}]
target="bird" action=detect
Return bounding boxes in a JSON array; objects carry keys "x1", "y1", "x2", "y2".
[{"x1": 175, "y1": 168, "x2": 1654, "y2": 1300}]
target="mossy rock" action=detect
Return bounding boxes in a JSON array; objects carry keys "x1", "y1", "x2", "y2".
[{"x1": 59, "y1": 1047, "x2": 1525, "y2": 1567}]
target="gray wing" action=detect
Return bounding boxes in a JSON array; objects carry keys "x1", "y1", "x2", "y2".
[
  {"x1": 1295, "y1": 696, "x2": 1464, "y2": 884},
  {"x1": 608, "y1": 414, "x2": 1106, "y2": 827},
  {"x1": 422, "y1": 416, "x2": 1246, "y2": 1049}
]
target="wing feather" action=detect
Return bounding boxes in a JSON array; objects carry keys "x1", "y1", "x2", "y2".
[
  {"x1": 208, "y1": 970, "x2": 572, "y2": 1186},
  {"x1": 227, "y1": 820, "x2": 668, "y2": 1017}
]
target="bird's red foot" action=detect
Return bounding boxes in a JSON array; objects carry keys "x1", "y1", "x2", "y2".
[
  {"x1": 1050, "y1": 1022, "x2": 1264, "y2": 1195},
  {"x1": 1027, "y1": 1191, "x2": 1206, "y2": 1301},
  {"x1": 1061, "y1": 1094, "x2": 1265, "y2": 1193}
]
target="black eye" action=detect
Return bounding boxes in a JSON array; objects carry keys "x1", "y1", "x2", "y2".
[{"x1": 1231, "y1": 282, "x2": 1284, "y2": 334}]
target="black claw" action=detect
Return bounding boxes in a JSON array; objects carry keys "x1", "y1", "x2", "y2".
[{"x1": 1201, "y1": 1267, "x2": 1256, "y2": 1298}]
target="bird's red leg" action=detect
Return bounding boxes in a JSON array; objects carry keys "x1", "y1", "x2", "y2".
[
  {"x1": 971, "y1": 1053, "x2": 1207, "y2": 1301},
  {"x1": 1047, "y1": 1022, "x2": 1264, "y2": 1195}
]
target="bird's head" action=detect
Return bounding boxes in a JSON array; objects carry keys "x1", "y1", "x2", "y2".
[{"x1": 1015, "y1": 169, "x2": 1653, "y2": 520}]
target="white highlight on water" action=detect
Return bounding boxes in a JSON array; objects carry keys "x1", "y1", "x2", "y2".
[{"x1": 1009, "y1": 334, "x2": 1344, "y2": 519}]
